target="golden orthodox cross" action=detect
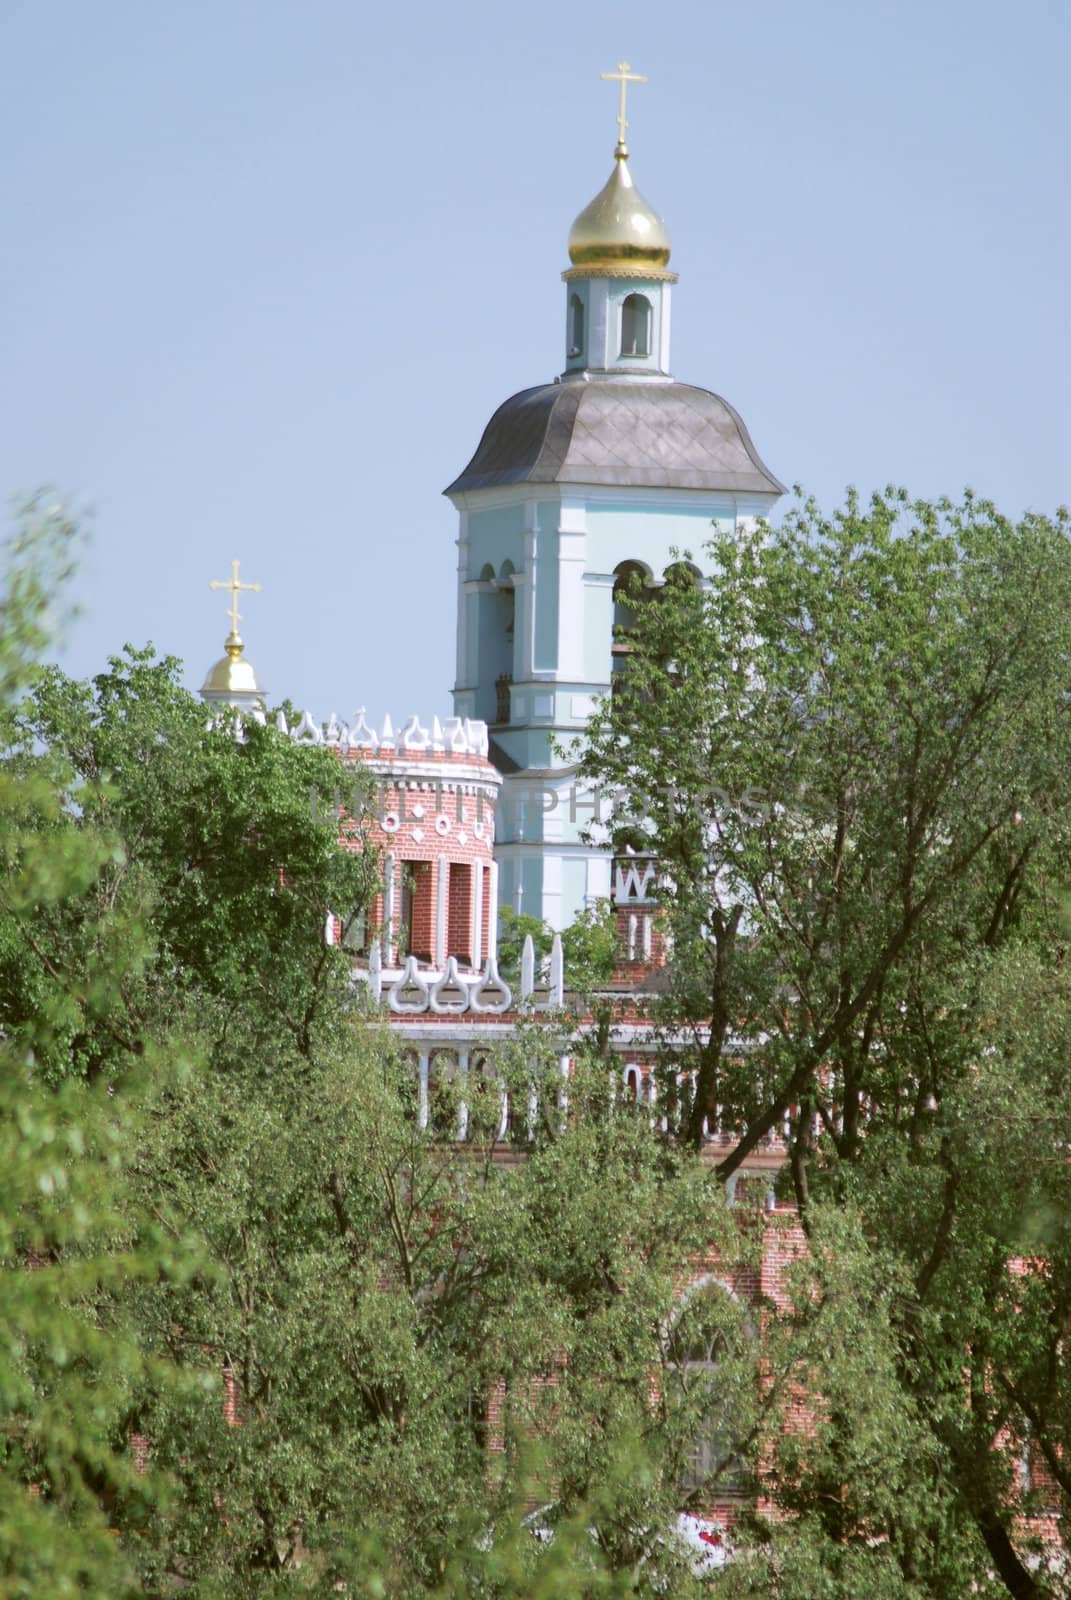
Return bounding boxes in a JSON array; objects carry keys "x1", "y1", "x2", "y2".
[
  {"x1": 600, "y1": 60, "x2": 647, "y2": 150},
  {"x1": 209, "y1": 558, "x2": 261, "y2": 634}
]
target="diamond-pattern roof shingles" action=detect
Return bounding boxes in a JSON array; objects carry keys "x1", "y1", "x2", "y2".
[{"x1": 445, "y1": 379, "x2": 785, "y2": 497}]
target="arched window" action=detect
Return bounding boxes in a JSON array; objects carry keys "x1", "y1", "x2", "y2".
[
  {"x1": 467, "y1": 1052, "x2": 508, "y2": 1143},
  {"x1": 427, "y1": 1051, "x2": 461, "y2": 1141},
  {"x1": 620, "y1": 293, "x2": 652, "y2": 358},
  {"x1": 666, "y1": 1283, "x2": 755, "y2": 1498},
  {"x1": 612, "y1": 560, "x2": 650, "y2": 686},
  {"x1": 662, "y1": 560, "x2": 703, "y2": 592},
  {"x1": 493, "y1": 562, "x2": 516, "y2": 724},
  {"x1": 568, "y1": 293, "x2": 585, "y2": 358},
  {"x1": 497, "y1": 562, "x2": 516, "y2": 639}
]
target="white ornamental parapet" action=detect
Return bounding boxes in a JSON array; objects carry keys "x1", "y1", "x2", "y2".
[
  {"x1": 353, "y1": 935, "x2": 566, "y2": 1017},
  {"x1": 277, "y1": 708, "x2": 490, "y2": 759}
]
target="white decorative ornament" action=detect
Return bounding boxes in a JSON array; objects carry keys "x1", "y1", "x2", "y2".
[
  {"x1": 411, "y1": 803, "x2": 425, "y2": 819},
  {"x1": 472, "y1": 820, "x2": 485, "y2": 839},
  {"x1": 275, "y1": 710, "x2": 289, "y2": 734},
  {"x1": 457, "y1": 831, "x2": 468, "y2": 846},
  {"x1": 443, "y1": 716, "x2": 468, "y2": 752},
  {"x1": 380, "y1": 713, "x2": 395, "y2": 747},
  {"x1": 434, "y1": 815, "x2": 451, "y2": 836},
  {"x1": 400, "y1": 714, "x2": 431, "y2": 750},
  {"x1": 292, "y1": 710, "x2": 323, "y2": 744},
  {"x1": 431, "y1": 715, "x2": 445, "y2": 750},
  {"x1": 429, "y1": 957, "x2": 469, "y2": 1015},
  {"x1": 348, "y1": 708, "x2": 378, "y2": 749},
  {"x1": 382, "y1": 812, "x2": 400, "y2": 833},
  {"x1": 411, "y1": 826, "x2": 425, "y2": 842},
  {"x1": 324, "y1": 713, "x2": 345, "y2": 746},
  {"x1": 387, "y1": 956, "x2": 431, "y2": 1014},
  {"x1": 470, "y1": 956, "x2": 512, "y2": 1014}
]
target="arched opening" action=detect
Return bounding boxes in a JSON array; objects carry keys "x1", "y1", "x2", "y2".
[
  {"x1": 493, "y1": 561, "x2": 516, "y2": 724},
  {"x1": 427, "y1": 1051, "x2": 460, "y2": 1141},
  {"x1": 662, "y1": 559, "x2": 703, "y2": 591},
  {"x1": 612, "y1": 559, "x2": 651, "y2": 687},
  {"x1": 620, "y1": 293, "x2": 652, "y2": 358},
  {"x1": 467, "y1": 1052, "x2": 507, "y2": 1143},
  {"x1": 666, "y1": 1282, "x2": 756, "y2": 1498},
  {"x1": 568, "y1": 292, "x2": 585, "y2": 359}
]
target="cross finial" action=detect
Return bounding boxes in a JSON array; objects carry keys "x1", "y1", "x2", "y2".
[
  {"x1": 600, "y1": 60, "x2": 647, "y2": 155},
  {"x1": 209, "y1": 558, "x2": 261, "y2": 644}
]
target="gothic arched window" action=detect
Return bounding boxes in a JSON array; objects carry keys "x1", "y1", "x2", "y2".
[
  {"x1": 620, "y1": 293, "x2": 652, "y2": 358},
  {"x1": 666, "y1": 1283, "x2": 755, "y2": 1498},
  {"x1": 568, "y1": 293, "x2": 585, "y2": 358}
]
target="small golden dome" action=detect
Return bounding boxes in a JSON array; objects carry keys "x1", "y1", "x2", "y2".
[
  {"x1": 566, "y1": 148, "x2": 673, "y2": 277},
  {"x1": 201, "y1": 632, "x2": 262, "y2": 695}
]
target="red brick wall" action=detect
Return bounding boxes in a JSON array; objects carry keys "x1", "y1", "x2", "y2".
[
  {"x1": 334, "y1": 745, "x2": 499, "y2": 970},
  {"x1": 448, "y1": 862, "x2": 473, "y2": 963},
  {"x1": 405, "y1": 860, "x2": 435, "y2": 962}
]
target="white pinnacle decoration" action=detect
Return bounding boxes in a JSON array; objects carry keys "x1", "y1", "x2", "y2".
[
  {"x1": 349, "y1": 708, "x2": 378, "y2": 749},
  {"x1": 549, "y1": 933, "x2": 564, "y2": 1007},
  {"x1": 367, "y1": 938, "x2": 382, "y2": 1000},
  {"x1": 400, "y1": 714, "x2": 431, "y2": 750},
  {"x1": 520, "y1": 934, "x2": 536, "y2": 1004}
]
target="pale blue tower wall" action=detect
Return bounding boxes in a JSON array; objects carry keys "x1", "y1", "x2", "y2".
[{"x1": 451, "y1": 485, "x2": 779, "y2": 929}]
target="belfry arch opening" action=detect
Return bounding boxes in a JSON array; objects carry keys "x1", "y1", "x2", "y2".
[
  {"x1": 620, "y1": 293, "x2": 652, "y2": 358},
  {"x1": 568, "y1": 293, "x2": 585, "y2": 359},
  {"x1": 662, "y1": 559, "x2": 702, "y2": 591},
  {"x1": 612, "y1": 560, "x2": 652, "y2": 686}
]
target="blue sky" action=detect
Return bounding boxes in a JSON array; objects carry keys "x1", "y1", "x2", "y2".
[{"x1": 2, "y1": 0, "x2": 1068, "y2": 720}]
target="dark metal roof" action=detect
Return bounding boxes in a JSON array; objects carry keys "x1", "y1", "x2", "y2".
[{"x1": 445, "y1": 378, "x2": 785, "y2": 497}]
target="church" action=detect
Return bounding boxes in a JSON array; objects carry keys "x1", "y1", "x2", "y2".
[
  {"x1": 189, "y1": 71, "x2": 1064, "y2": 1567},
  {"x1": 199, "y1": 60, "x2": 782, "y2": 990},
  {"x1": 194, "y1": 79, "x2": 796, "y2": 1544}
]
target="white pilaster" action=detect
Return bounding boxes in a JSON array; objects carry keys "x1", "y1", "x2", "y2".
[
  {"x1": 458, "y1": 1049, "x2": 470, "y2": 1141},
  {"x1": 472, "y1": 858, "x2": 484, "y2": 967},
  {"x1": 418, "y1": 1051, "x2": 430, "y2": 1130},
  {"x1": 383, "y1": 851, "x2": 396, "y2": 963},
  {"x1": 435, "y1": 854, "x2": 449, "y2": 967},
  {"x1": 487, "y1": 862, "x2": 499, "y2": 958}
]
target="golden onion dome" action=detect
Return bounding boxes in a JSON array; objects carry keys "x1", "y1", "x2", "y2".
[
  {"x1": 201, "y1": 632, "x2": 261, "y2": 696},
  {"x1": 566, "y1": 147, "x2": 673, "y2": 278}
]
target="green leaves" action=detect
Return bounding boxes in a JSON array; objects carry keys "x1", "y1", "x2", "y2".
[{"x1": 582, "y1": 489, "x2": 1071, "y2": 1592}]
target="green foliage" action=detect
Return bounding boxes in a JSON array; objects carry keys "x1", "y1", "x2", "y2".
[
  {"x1": 497, "y1": 905, "x2": 554, "y2": 989},
  {"x1": 0, "y1": 497, "x2": 202, "y2": 1598},
  {"x1": 11, "y1": 482, "x2": 1071, "y2": 1596},
  {"x1": 498, "y1": 900, "x2": 618, "y2": 995},
  {"x1": 3, "y1": 645, "x2": 379, "y2": 1082},
  {"x1": 581, "y1": 488, "x2": 1071, "y2": 1594}
]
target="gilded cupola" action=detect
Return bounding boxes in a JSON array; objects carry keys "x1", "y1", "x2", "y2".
[
  {"x1": 200, "y1": 558, "x2": 266, "y2": 709},
  {"x1": 565, "y1": 148, "x2": 674, "y2": 280}
]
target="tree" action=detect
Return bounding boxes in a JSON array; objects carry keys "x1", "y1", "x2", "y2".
[
  {"x1": 580, "y1": 489, "x2": 1071, "y2": 1595},
  {"x1": 4, "y1": 644, "x2": 380, "y2": 1085},
  {"x1": 116, "y1": 1016, "x2": 760, "y2": 1596},
  {"x1": 0, "y1": 511, "x2": 752, "y2": 1594},
  {"x1": 0, "y1": 497, "x2": 206, "y2": 1599}
]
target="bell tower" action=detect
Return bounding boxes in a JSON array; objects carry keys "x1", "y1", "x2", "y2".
[
  {"x1": 446, "y1": 69, "x2": 786, "y2": 933},
  {"x1": 563, "y1": 62, "x2": 676, "y2": 382}
]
